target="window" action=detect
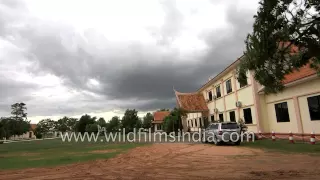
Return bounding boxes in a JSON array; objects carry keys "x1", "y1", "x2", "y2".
[
  {"x1": 187, "y1": 120, "x2": 189, "y2": 127},
  {"x1": 307, "y1": 95, "x2": 320, "y2": 120},
  {"x1": 226, "y1": 79, "x2": 232, "y2": 94},
  {"x1": 275, "y1": 102, "x2": 290, "y2": 122},
  {"x1": 208, "y1": 91, "x2": 213, "y2": 101},
  {"x1": 211, "y1": 115, "x2": 214, "y2": 122},
  {"x1": 216, "y1": 85, "x2": 221, "y2": 98},
  {"x1": 239, "y1": 77, "x2": 248, "y2": 88},
  {"x1": 199, "y1": 118, "x2": 202, "y2": 127},
  {"x1": 221, "y1": 123, "x2": 239, "y2": 129},
  {"x1": 219, "y1": 113, "x2": 224, "y2": 121},
  {"x1": 191, "y1": 120, "x2": 193, "y2": 127},
  {"x1": 210, "y1": 124, "x2": 218, "y2": 129},
  {"x1": 229, "y1": 111, "x2": 236, "y2": 122},
  {"x1": 243, "y1": 108, "x2": 253, "y2": 124},
  {"x1": 194, "y1": 119, "x2": 197, "y2": 127}
]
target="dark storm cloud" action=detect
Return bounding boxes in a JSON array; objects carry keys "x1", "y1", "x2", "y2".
[{"x1": 0, "y1": 0, "x2": 257, "y2": 116}]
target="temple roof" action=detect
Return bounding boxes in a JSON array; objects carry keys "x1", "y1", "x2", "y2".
[{"x1": 174, "y1": 90, "x2": 209, "y2": 112}]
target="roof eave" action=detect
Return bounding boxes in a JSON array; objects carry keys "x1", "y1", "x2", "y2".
[
  {"x1": 258, "y1": 74, "x2": 318, "y2": 94},
  {"x1": 197, "y1": 56, "x2": 243, "y2": 92},
  {"x1": 184, "y1": 109, "x2": 209, "y2": 113}
]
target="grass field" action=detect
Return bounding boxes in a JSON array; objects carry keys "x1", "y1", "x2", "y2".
[
  {"x1": 2, "y1": 137, "x2": 320, "y2": 170},
  {"x1": 242, "y1": 139, "x2": 320, "y2": 154},
  {"x1": 0, "y1": 139, "x2": 145, "y2": 170}
]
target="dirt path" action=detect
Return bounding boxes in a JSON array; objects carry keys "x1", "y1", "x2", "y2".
[{"x1": 1, "y1": 143, "x2": 320, "y2": 180}]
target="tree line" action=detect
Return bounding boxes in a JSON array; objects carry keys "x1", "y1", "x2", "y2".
[
  {"x1": 0, "y1": 101, "x2": 189, "y2": 140},
  {"x1": 0, "y1": 103, "x2": 155, "y2": 140},
  {"x1": 34, "y1": 109, "x2": 155, "y2": 138}
]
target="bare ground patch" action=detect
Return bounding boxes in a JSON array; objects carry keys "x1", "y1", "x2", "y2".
[{"x1": 1, "y1": 143, "x2": 320, "y2": 180}]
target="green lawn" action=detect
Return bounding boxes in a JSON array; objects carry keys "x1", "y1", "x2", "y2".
[
  {"x1": 242, "y1": 139, "x2": 320, "y2": 154},
  {"x1": 0, "y1": 139, "x2": 145, "y2": 170}
]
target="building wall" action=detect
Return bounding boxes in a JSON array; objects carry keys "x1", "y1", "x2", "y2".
[
  {"x1": 259, "y1": 94, "x2": 270, "y2": 132},
  {"x1": 154, "y1": 124, "x2": 163, "y2": 132},
  {"x1": 262, "y1": 77, "x2": 320, "y2": 133},
  {"x1": 200, "y1": 68, "x2": 257, "y2": 131},
  {"x1": 237, "y1": 86, "x2": 254, "y2": 107},
  {"x1": 299, "y1": 92, "x2": 320, "y2": 133},
  {"x1": 191, "y1": 60, "x2": 319, "y2": 134},
  {"x1": 8, "y1": 131, "x2": 36, "y2": 140},
  {"x1": 265, "y1": 99, "x2": 299, "y2": 133},
  {"x1": 239, "y1": 105, "x2": 257, "y2": 132},
  {"x1": 185, "y1": 112, "x2": 204, "y2": 131}
]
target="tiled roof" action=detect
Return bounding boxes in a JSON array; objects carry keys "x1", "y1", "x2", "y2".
[
  {"x1": 280, "y1": 43, "x2": 317, "y2": 84},
  {"x1": 175, "y1": 91, "x2": 209, "y2": 112},
  {"x1": 153, "y1": 111, "x2": 170, "y2": 122},
  {"x1": 279, "y1": 41, "x2": 299, "y2": 53},
  {"x1": 199, "y1": 42, "x2": 303, "y2": 92},
  {"x1": 283, "y1": 64, "x2": 317, "y2": 84},
  {"x1": 30, "y1": 124, "x2": 37, "y2": 131}
]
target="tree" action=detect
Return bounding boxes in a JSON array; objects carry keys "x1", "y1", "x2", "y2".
[
  {"x1": 11, "y1": 102, "x2": 27, "y2": 121},
  {"x1": 162, "y1": 108, "x2": 187, "y2": 133},
  {"x1": 136, "y1": 117, "x2": 143, "y2": 129},
  {"x1": 162, "y1": 115, "x2": 176, "y2": 133},
  {"x1": 106, "y1": 116, "x2": 121, "y2": 132},
  {"x1": 0, "y1": 117, "x2": 31, "y2": 139},
  {"x1": 35, "y1": 119, "x2": 55, "y2": 138},
  {"x1": 9, "y1": 103, "x2": 30, "y2": 137},
  {"x1": 0, "y1": 118, "x2": 11, "y2": 139},
  {"x1": 67, "y1": 118, "x2": 78, "y2": 131},
  {"x1": 170, "y1": 108, "x2": 187, "y2": 131},
  {"x1": 76, "y1": 114, "x2": 96, "y2": 133},
  {"x1": 55, "y1": 116, "x2": 69, "y2": 132},
  {"x1": 142, "y1": 112, "x2": 153, "y2": 129},
  {"x1": 0, "y1": 118, "x2": 8, "y2": 140},
  {"x1": 85, "y1": 124, "x2": 99, "y2": 134},
  {"x1": 13, "y1": 119, "x2": 30, "y2": 137},
  {"x1": 157, "y1": 109, "x2": 170, "y2": 111},
  {"x1": 238, "y1": 0, "x2": 320, "y2": 93},
  {"x1": 121, "y1": 109, "x2": 140, "y2": 132},
  {"x1": 96, "y1": 117, "x2": 107, "y2": 128}
]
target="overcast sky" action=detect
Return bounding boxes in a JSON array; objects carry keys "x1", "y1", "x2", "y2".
[{"x1": 0, "y1": 0, "x2": 259, "y2": 123}]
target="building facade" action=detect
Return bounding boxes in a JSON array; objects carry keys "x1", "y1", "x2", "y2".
[
  {"x1": 175, "y1": 56, "x2": 320, "y2": 135},
  {"x1": 152, "y1": 111, "x2": 171, "y2": 132},
  {"x1": 8, "y1": 124, "x2": 37, "y2": 140}
]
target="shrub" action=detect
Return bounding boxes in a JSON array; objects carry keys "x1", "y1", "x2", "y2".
[{"x1": 35, "y1": 133, "x2": 42, "y2": 139}]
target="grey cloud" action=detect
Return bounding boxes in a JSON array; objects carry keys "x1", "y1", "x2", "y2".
[
  {"x1": 156, "y1": 0, "x2": 184, "y2": 45},
  {"x1": 0, "y1": 77, "x2": 39, "y2": 116},
  {"x1": 0, "y1": 0, "x2": 256, "y2": 116}
]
